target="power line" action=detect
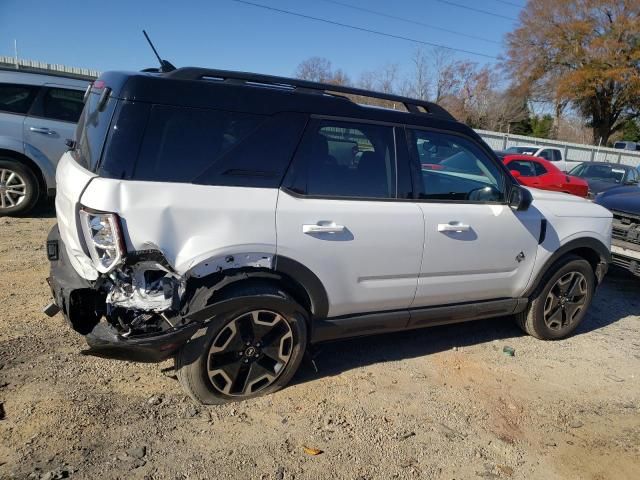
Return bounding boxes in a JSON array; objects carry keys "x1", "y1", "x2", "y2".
[
  {"x1": 492, "y1": 0, "x2": 525, "y2": 8},
  {"x1": 433, "y1": 0, "x2": 518, "y2": 21},
  {"x1": 228, "y1": 0, "x2": 499, "y2": 60},
  {"x1": 318, "y1": 0, "x2": 501, "y2": 45}
]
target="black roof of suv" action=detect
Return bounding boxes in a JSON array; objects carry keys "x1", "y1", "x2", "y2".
[{"x1": 75, "y1": 66, "x2": 488, "y2": 189}]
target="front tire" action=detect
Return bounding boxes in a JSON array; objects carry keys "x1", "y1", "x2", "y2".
[
  {"x1": 176, "y1": 283, "x2": 308, "y2": 404},
  {"x1": 0, "y1": 159, "x2": 40, "y2": 217},
  {"x1": 516, "y1": 255, "x2": 595, "y2": 340}
]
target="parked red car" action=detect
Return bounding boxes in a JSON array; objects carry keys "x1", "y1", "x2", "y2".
[{"x1": 495, "y1": 152, "x2": 588, "y2": 198}]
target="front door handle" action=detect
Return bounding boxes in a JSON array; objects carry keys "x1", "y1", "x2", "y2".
[
  {"x1": 29, "y1": 127, "x2": 56, "y2": 135},
  {"x1": 303, "y1": 222, "x2": 345, "y2": 234},
  {"x1": 437, "y1": 222, "x2": 470, "y2": 233}
]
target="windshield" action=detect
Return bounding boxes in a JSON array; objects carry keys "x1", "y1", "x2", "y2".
[
  {"x1": 505, "y1": 146, "x2": 538, "y2": 155},
  {"x1": 569, "y1": 164, "x2": 626, "y2": 183}
]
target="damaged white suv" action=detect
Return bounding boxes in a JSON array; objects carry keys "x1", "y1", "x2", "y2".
[{"x1": 46, "y1": 68, "x2": 613, "y2": 404}]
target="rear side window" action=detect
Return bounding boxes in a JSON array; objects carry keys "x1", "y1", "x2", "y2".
[
  {"x1": 75, "y1": 89, "x2": 117, "y2": 171},
  {"x1": 287, "y1": 119, "x2": 397, "y2": 199},
  {"x1": 508, "y1": 160, "x2": 535, "y2": 177},
  {"x1": 42, "y1": 88, "x2": 84, "y2": 122},
  {"x1": 0, "y1": 83, "x2": 39, "y2": 114},
  {"x1": 134, "y1": 105, "x2": 263, "y2": 183},
  {"x1": 552, "y1": 149, "x2": 562, "y2": 161},
  {"x1": 533, "y1": 161, "x2": 547, "y2": 176}
]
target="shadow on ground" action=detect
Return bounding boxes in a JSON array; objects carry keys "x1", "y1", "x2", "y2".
[{"x1": 292, "y1": 267, "x2": 640, "y2": 387}]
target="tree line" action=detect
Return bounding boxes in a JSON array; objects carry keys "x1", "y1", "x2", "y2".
[{"x1": 294, "y1": 0, "x2": 640, "y2": 147}]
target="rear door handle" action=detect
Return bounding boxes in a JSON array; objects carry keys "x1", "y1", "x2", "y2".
[
  {"x1": 29, "y1": 127, "x2": 56, "y2": 135},
  {"x1": 303, "y1": 222, "x2": 345, "y2": 234},
  {"x1": 437, "y1": 222, "x2": 470, "y2": 233}
]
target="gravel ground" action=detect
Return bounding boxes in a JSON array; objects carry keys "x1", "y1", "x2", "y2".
[{"x1": 1, "y1": 209, "x2": 639, "y2": 480}]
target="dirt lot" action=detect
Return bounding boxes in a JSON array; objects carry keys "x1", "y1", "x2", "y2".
[{"x1": 1, "y1": 210, "x2": 639, "y2": 480}]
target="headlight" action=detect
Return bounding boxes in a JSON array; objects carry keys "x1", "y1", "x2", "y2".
[{"x1": 79, "y1": 209, "x2": 124, "y2": 273}]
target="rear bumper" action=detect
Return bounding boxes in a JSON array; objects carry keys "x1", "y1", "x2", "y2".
[
  {"x1": 47, "y1": 224, "x2": 102, "y2": 335},
  {"x1": 83, "y1": 322, "x2": 200, "y2": 363},
  {"x1": 47, "y1": 224, "x2": 197, "y2": 362}
]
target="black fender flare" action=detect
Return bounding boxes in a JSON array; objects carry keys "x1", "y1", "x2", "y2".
[
  {"x1": 183, "y1": 255, "x2": 329, "y2": 320},
  {"x1": 524, "y1": 237, "x2": 611, "y2": 298},
  {"x1": 274, "y1": 255, "x2": 329, "y2": 319}
]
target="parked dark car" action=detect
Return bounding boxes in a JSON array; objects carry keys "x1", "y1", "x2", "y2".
[
  {"x1": 568, "y1": 162, "x2": 639, "y2": 198},
  {"x1": 595, "y1": 186, "x2": 640, "y2": 277}
]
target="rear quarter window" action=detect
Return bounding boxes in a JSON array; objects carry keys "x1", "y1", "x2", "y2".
[
  {"x1": 74, "y1": 89, "x2": 117, "y2": 171},
  {"x1": 134, "y1": 105, "x2": 263, "y2": 183},
  {"x1": 130, "y1": 106, "x2": 307, "y2": 187}
]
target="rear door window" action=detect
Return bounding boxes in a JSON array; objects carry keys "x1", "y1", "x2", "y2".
[
  {"x1": 42, "y1": 88, "x2": 84, "y2": 122},
  {"x1": 0, "y1": 83, "x2": 39, "y2": 114},
  {"x1": 552, "y1": 149, "x2": 563, "y2": 161},
  {"x1": 287, "y1": 119, "x2": 397, "y2": 199}
]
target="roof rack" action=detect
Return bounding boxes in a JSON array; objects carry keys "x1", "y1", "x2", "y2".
[{"x1": 165, "y1": 67, "x2": 455, "y2": 121}]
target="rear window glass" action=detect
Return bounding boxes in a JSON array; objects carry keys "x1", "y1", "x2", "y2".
[
  {"x1": 75, "y1": 89, "x2": 117, "y2": 171},
  {"x1": 134, "y1": 105, "x2": 263, "y2": 183},
  {"x1": 42, "y1": 88, "x2": 84, "y2": 122},
  {"x1": 0, "y1": 83, "x2": 39, "y2": 114}
]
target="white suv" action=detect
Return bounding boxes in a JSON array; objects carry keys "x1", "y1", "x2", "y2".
[
  {"x1": 0, "y1": 68, "x2": 89, "y2": 215},
  {"x1": 45, "y1": 68, "x2": 613, "y2": 404}
]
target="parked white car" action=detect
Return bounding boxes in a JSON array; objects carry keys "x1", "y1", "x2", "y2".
[
  {"x1": 45, "y1": 67, "x2": 613, "y2": 404},
  {"x1": 504, "y1": 145, "x2": 582, "y2": 172}
]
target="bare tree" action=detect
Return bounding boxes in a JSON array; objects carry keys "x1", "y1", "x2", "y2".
[
  {"x1": 406, "y1": 48, "x2": 431, "y2": 100},
  {"x1": 295, "y1": 57, "x2": 333, "y2": 83},
  {"x1": 294, "y1": 57, "x2": 350, "y2": 86}
]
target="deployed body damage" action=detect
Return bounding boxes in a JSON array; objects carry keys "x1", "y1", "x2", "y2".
[{"x1": 92, "y1": 250, "x2": 275, "y2": 337}]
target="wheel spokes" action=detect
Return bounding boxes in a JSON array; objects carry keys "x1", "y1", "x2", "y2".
[
  {"x1": 544, "y1": 271, "x2": 588, "y2": 331},
  {"x1": 207, "y1": 309, "x2": 294, "y2": 397},
  {"x1": 564, "y1": 301, "x2": 583, "y2": 322},
  {"x1": 546, "y1": 305, "x2": 564, "y2": 329},
  {"x1": 0, "y1": 168, "x2": 27, "y2": 210}
]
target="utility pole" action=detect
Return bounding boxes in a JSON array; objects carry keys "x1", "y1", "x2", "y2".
[{"x1": 13, "y1": 40, "x2": 19, "y2": 69}]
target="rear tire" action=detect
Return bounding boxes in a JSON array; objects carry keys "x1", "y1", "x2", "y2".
[
  {"x1": 0, "y1": 158, "x2": 40, "y2": 217},
  {"x1": 515, "y1": 255, "x2": 595, "y2": 340},
  {"x1": 176, "y1": 282, "x2": 308, "y2": 404}
]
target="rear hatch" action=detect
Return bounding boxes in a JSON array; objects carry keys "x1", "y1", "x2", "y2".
[{"x1": 55, "y1": 81, "x2": 118, "y2": 280}]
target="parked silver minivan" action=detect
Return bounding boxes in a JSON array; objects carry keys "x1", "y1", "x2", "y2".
[{"x1": 0, "y1": 68, "x2": 90, "y2": 215}]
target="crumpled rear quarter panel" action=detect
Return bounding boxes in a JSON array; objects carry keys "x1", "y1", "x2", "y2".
[{"x1": 79, "y1": 179, "x2": 279, "y2": 274}]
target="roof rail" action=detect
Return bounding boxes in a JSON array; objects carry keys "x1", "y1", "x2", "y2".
[{"x1": 165, "y1": 67, "x2": 455, "y2": 121}]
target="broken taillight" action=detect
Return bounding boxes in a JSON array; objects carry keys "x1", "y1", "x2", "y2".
[{"x1": 79, "y1": 209, "x2": 125, "y2": 273}]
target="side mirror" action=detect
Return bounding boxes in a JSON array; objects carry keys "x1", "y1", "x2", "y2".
[
  {"x1": 509, "y1": 185, "x2": 533, "y2": 211},
  {"x1": 510, "y1": 170, "x2": 522, "y2": 179}
]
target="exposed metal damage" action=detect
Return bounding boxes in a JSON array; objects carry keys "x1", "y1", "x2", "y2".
[
  {"x1": 189, "y1": 253, "x2": 274, "y2": 278},
  {"x1": 99, "y1": 251, "x2": 187, "y2": 336},
  {"x1": 98, "y1": 250, "x2": 272, "y2": 337},
  {"x1": 106, "y1": 261, "x2": 184, "y2": 313}
]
